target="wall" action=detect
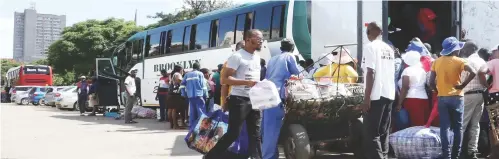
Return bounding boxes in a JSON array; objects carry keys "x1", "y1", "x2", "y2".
[{"x1": 462, "y1": 1, "x2": 499, "y2": 50}]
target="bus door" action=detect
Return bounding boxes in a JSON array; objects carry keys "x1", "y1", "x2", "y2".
[{"x1": 95, "y1": 58, "x2": 120, "y2": 108}]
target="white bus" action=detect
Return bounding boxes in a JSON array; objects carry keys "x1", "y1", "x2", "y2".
[{"x1": 95, "y1": 0, "x2": 498, "y2": 107}]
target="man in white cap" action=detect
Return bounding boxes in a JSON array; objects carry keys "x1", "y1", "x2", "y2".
[
  {"x1": 124, "y1": 69, "x2": 139, "y2": 124},
  {"x1": 76, "y1": 76, "x2": 88, "y2": 116}
]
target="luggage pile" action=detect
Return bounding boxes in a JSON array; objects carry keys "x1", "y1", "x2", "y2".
[
  {"x1": 389, "y1": 126, "x2": 453, "y2": 159},
  {"x1": 131, "y1": 106, "x2": 156, "y2": 119}
]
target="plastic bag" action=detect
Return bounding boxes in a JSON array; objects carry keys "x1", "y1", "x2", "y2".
[
  {"x1": 286, "y1": 79, "x2": 320, "y2": 100},
  {"x1": 184, "y1": 109, "x2": 248, "y2": 154},
  {"x1": 249, "y1": 79, "x2": 280, "y2": 110},
  {"x1": 390, "y1": 126, "x2": 454, "y2": 159}
]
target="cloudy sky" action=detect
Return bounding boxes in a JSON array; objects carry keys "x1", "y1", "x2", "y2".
[{"x1": 0, "y1": 0, "x2": 257, "y2": 59}]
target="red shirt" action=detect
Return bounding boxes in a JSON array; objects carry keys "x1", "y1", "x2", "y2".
[{"x1": 158, "y1": 76, "x2": 169, "y2": 95}]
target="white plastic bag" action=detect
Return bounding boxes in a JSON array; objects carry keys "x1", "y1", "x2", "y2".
[{"x1": 249, "y1": 79, "x2": 280, "y2": 110}]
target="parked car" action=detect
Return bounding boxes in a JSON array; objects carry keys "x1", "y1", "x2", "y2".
[
  {"x1": 56, "y1": 86, "x2": 89, "y2": 111},
  {"x1": 43, "y1": 86, "x2": 69, "y2": 107},
  {"x1": 10, "y1": 86, "x2": 33, "y2": 103},
  {"x1": 28, "y1": 86, "x2": 48, "y2": 105}
]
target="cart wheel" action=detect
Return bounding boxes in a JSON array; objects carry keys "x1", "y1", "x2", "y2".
[
  {"x1": 349, "y1": 117, "x2": 364, "y2": 159},
  {"x1": 283, "y1": 124, "x2": 313, "y2": 159}
]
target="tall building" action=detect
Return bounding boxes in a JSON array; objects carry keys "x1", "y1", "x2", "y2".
[{"x1": 13, "y1": 8, "x2": 66, "y2": 63}]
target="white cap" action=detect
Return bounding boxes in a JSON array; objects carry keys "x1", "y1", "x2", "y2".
[
  {"x1": 318, "y1": 53, "x2": 334, "y2": 65},
  {"x1": 402, "y1": 51, "x2": 422, "y2": 67},
  {"x1": 332, "y1": 48, "x2": 354, "y2": 64},
  {"x1": 80, "y1": 76, "x2": 86, "y2": 79}
]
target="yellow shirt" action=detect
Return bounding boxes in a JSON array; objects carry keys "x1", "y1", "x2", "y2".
[
  {"x1": 220, "y1": 62, "x2": 232, "y2": 106},
  {"x1": 313, "y1": 63, "x2": 358, "y2": 83},
  {"x1": 431, "y1": 56, "x2": 467, "y2": 96}
]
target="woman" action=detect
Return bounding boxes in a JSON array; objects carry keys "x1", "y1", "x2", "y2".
[
  {"x1": 167, "y1": 65, "x2": 186, "y2": 129},
  {"x1": 396, "y1": 51, "x2": 430, "y2": 126},
  {"x1": 88, "y1": 77, "x2": 99, "y2": 116},
  {"x1": 313, "y1": 49, "x2": 358, "y2": 83}
]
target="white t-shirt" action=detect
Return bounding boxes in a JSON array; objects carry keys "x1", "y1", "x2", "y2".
[
  {"x1": 398, "y1": 66, "x2": 428, "y2": 99},
  {"x1": 124, "y1": 76, "x2": 136, "y2": 96},
  {"x1": 226, "y1": 49, "x2": 261, "y2": 97},
  {"x1": 362, "y1": 39, "x2": 396, "y2": 100}
]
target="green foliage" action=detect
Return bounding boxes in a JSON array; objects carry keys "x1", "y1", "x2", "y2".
[
  {"x1": 1, "y1": 59, "x2": 20, "y2": 86},
  {"x1": 53, "y1": 71, "x2": 76, "y2": 86},
  {"x1": 30, "y1": 59, "x2": 49, "y2": 65},
  {"x1": 47, "y1": 18, "x2": 144, "y2": 76},
  {"x1": 147, "y1": 0, "x2": 234, "y2": 27}
]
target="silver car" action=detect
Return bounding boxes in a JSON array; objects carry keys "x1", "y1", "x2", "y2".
[
  {"x1": 10, "y1": 86, "x2": 33, "y2": 104},
  {"x1": 42, "y1": 86, "x2": 68, "y2": 107}
]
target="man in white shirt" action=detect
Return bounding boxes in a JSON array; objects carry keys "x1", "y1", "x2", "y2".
[
  {"x1": 204, "y1": 29, "x2": 263, "y2": 159},
  {"x1": 361, "y1": 22, "x2": 396, "y2": 159},
  {"x1": 459, "y1": 41, "x2": 489, "y2": 159},
  {"x1": 124, "y1": 69, "x2": 138, "y2": 124}
]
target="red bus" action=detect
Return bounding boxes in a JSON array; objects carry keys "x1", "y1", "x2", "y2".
[{"x1": 5, "y1": 65, "x2": 53, "y2": 87}]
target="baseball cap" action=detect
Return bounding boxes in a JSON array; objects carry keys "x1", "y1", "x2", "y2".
[{"x1": 440, "y1": 37, "x2": 465, "y2": 56}]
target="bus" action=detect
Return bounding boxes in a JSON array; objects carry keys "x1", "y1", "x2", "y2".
[
  {"x1": 94, "y1": 0, "x2": 498, "y2": 108},
  {"x1": 5, "y1": 65, "x2": 53, "y2": 87}
]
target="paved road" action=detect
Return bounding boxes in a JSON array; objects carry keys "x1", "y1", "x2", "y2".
[{"x1": 1, "y1": 103, "x2": 354, "y2": 159}]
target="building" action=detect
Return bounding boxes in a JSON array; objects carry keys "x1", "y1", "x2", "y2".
[{"x1": 13, "y1": 8, "x2": 66, "y2": 63}]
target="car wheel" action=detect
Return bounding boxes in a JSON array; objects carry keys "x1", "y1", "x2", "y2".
[
  {"x1": 21, "y1": 98, "x2": 29, "y2": 105},
  {"x1": 72, "y1": 102, "x2": 78, "y2": 111},
  {"x1": 39, "y1": 99, "x2": 45, "y2": 106}
]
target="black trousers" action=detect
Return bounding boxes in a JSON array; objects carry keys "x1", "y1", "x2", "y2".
[
  {"x1": 205, "y1": 95, "x2": 262, "y2": 159},
  {"x1": 78, "y1": 95, "x2": 88, "y2": 114},
  {"x1": 363, "y1": 97, "x2": 393, "y2": 159},
  {"x1": 214, "y1": 90, "x2": 221, "y2": 105},
  {"x1": 158, "y1": 94, "x2": 167, "y2": 120}
]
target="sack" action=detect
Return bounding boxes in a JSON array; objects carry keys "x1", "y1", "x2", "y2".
[
  {"x1": 184, "y1": 109, "x2": 248, "y2": 154},
  {"x1": 131, "y1": 106, "x2": 156, "y2": 119},
  {"x1": 249, "y1": 79, "x2": 280, "y2": 110},
  {"x1": 390, "y1": 126, "x2": 453, "y2": 159}
]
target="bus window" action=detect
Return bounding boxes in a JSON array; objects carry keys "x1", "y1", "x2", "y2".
[
  {"x1": 144, "y1": 35, "x2": 151, "y2": 57},
  {"x1": 24, "y1": 66, "x2": 50, "y2": 75},
  {"x1": 196, "y1": 21, "x2": 211, "y2": 50},
  {"x1": 271, "y1": 5, "x2": 285, "y2": 39},
  {"x1": 147, "y1": 32, "x2": 162, "y2": 57},
  {"x1": 218, "y1": 16, "x2": 237, "y2": 46},
  {"x1": 254, "y1": 7, "x2": 272, "y2": 40},
  {"x1": 210, "y1": 20, "x2": 219, "y2": 47},
  {"x1": 183, "y1": 25, "x2": 192, "y2": 51},
  {"x1": 170, "y1": 28, "x2": 184, "y2": 53},
  {"x1": 189, "y1": 25, "x2": 197, "y2": 50},
  {"x1": 165, "y1": 30, "x2": 173, "y2": 54},
  {"x1": 235, "y1": 12, "x2": 253, "y2": 43},
  {"x1": 160, "y1": 31, "x2": 166, "y2": 54}
]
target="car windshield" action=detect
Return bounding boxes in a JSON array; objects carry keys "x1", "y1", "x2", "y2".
[
  {"x1": 61, "y1": 86, "x2": 76, "y2": 92},
  {"x1": 15, "y1": 87, "x2": 32, "y2": 91}
]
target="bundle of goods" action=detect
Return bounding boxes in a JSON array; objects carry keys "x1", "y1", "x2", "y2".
[
  {"x1": 131, "y1": 106, "x2": 156, "y2": 119},
  {"x1": 389, "y1": 126, "x2": 453, "y2": 159},
  {"x1": 284, "y1": 79, "x2": 364, "y2": 123},
  {"x1": 185, "y1": 107, "x2": 248, "y2": 155}
]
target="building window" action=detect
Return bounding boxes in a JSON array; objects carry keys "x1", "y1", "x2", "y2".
[
  {"x1": 254, "y1": 6, "x2": 272, "y2": 40},
  {"x1": 271, "y1": 5, "x2": 285, "y2": 39},
  {"x1": 218, "y1": 16, "x2": 236, "y2": 47},
  {"x1": 170, "y1": 28, "x2": 184, "y2": 53},
  {"x1": 195, "y1": 21, "x2": 211, "y2": 50}
]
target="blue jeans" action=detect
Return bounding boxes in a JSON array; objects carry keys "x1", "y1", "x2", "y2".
[
  {"x1": 261, "y1": 103, "x2": 285, "y2": 159},
  {"x1": 188, "y1": 97, "x2": 205, "y2": 130},
  {"x1": 158, "y1": 94, "x2": 168, "y2": 120},
  {"x1": 438, "y1": 96, "x2": 464, "y2": 159}
]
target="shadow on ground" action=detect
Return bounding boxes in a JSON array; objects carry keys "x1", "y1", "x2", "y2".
[{"x1": 165, "y1": 135, "x2": 200, "y2": 156}]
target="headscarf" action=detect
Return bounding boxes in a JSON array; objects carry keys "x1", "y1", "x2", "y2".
[{"x1": 406, "y1": 40, "x2": 430, "y2": 56}]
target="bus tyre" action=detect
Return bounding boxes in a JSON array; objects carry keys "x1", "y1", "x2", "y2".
[
  {"x1": 21, "y1": 98, "x2": 29, "y2": 105},
  {"x1": 349, "y1": 117, "x2": 364, "y2": 159},
  {"x1": 283, "y1": 124, "x2": 313, "y2": 159}
]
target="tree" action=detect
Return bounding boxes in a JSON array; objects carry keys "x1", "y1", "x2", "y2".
[
  {"x1": 148, "y1": 0, "x2": 234, "y2": 27},
  {"x1": 53, "y1": 71, "x2": 76, "y2": 86},
  {"x1": 30, "y1": 59, "x2": 49, "y2": 65},
  {"x1": 47, "y1": 18, "x2": 144, "y2": 77},
  {"x1": 1, "y1": 59, "x2": 20, "y2": 86}
]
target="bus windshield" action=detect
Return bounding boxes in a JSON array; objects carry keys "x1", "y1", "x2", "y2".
[{"x1": 24, "y1": 66, "x2": 50, "y2": 75}]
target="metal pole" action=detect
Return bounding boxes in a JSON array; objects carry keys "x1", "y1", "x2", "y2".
[
  {"x1": 382, "y1": 0, "x2": 389, "y2": 42},
  {"x1": 356, "y1": 0, "x2": 363, "y2": 81}
]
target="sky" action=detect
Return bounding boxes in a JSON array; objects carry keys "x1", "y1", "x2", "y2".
[{"x1": 0, "y1": 0, "x2": 254, "y2": 59}]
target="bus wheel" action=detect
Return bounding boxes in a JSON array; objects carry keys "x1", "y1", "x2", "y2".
[{"x1": 21, "y1": 98, "x2": 29, "y2": 105}]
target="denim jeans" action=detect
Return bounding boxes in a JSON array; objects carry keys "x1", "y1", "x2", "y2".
[{"x1": 438, "y1": 96, "x2": 464, "y2": 159}]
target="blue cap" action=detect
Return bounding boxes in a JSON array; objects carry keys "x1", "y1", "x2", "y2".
[
  {"x1": 405, "y1": 41, "x2": 428, "y2": 56},
  {"x1": 440, "y1": 37, "x2": 465, "y2": 56}
]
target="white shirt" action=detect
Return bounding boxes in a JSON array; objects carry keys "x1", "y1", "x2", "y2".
[
  {"x1": 362, "y1": 39, "x2": 396, "y2": 100},
  {"x1": 398, "y1": 66, "x2": 428, "y2": 99},
  {"x1": 226, "y1": 49, "x2": 261, "y2": 97},
  {"x1": 297, "y1": 65, "x2": 308, "y2": 78},
  {"x1": 124, "y1": 76, "x2": 136, "y2": 96},
  {"x1": 461, "y1": 53, "x2": 488, "y2": 92}
]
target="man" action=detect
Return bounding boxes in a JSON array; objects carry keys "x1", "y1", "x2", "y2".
[
  {"x1": 201, "y1": 68, "x2": 214, "y2": 112},
  {"x1": 211, "y1": 64, "x2": 223, "y2": 105},
  {"x1": 220, "y1": 40, "x2": 245, "y2": 107},
  {"x1": 76, "y1": 76, "x2": 89, "y2": 116},
  {"x1": 361, "y1": 22, "x2": 396, "y2": 159},
  {"x1": 156, "y1": 69, "x2": 169, "y2": 122},
  {"x1": 204, "y1": 29, "x2": 263, "y2": 159},
  {"x1": 181, "y1": 62, "x2": 208, "y2": 130},
  {"x1": 429, "y1": 37, "x2": 477, "y2": 159},
  {"x1": 262, "y1": 39, "x2": 300, "y2": 159},
  {"x1": 458, "y1": 41, "x2": 489, "y2": 159},
  {"x1": 124, "y1": 69, "x2": 139, "y2": 124}
]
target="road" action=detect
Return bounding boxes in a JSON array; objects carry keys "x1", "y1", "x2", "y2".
[{"x1": 1, "y1": 103, "x2": 354, "y2": 159}]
